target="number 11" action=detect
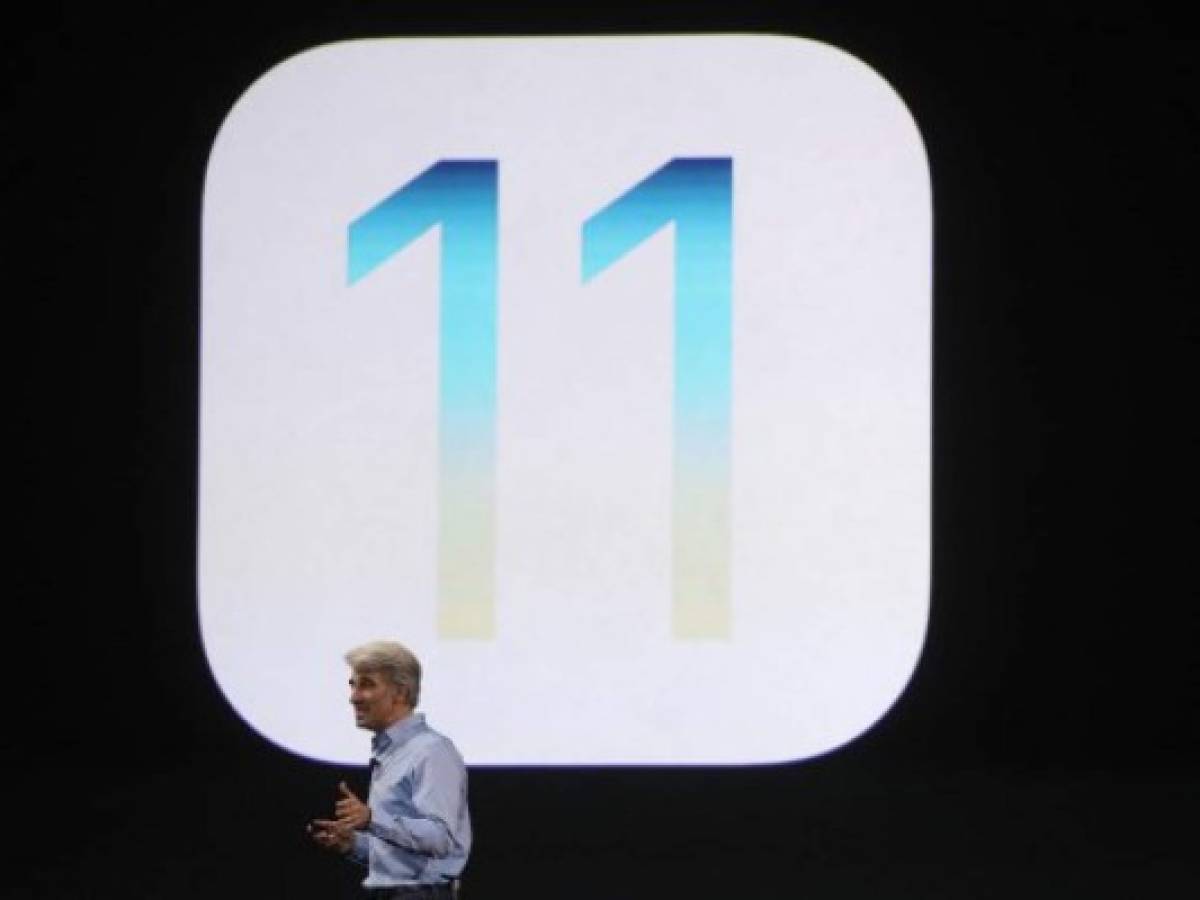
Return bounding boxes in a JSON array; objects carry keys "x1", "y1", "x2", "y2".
[{"x1": 348, "y1": 157, "x2": 732, "y2": 639}]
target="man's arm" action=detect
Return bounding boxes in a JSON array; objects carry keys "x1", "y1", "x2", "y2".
[
  {"x1": 367, "y1": 740, "x2": 467, "y2": 857},
  {"x1": 348, "y1": 831, "x2": 370, "y2": 865}
]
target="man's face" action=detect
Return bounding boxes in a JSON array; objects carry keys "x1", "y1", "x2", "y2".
[{"x1": 349, "y1": 668, "x2": 408, "y2": 733}]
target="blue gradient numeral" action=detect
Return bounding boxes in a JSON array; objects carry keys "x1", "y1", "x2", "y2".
[
  {"x1": 349, "y1": 161, "x2": 497, "y2": 638},
  {"x1": 582, "y1": 158, "x2": 733, "y2": 638}
]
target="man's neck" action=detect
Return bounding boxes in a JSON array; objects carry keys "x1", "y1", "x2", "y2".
[{"x1": 375, "y1": 707, "x2": 415, "y2": 735}]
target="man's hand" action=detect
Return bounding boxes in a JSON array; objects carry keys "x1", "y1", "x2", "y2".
[
  {"x1": 308, "y1": 818, "x2": 355, "y2": 854},
  {"x1": 334, "y1": 781, "x2": 372, "y2": 830}
]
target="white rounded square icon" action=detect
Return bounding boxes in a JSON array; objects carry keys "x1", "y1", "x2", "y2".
[{"x1": 200, "y1": 35, "x2": 931, "y2": 765}]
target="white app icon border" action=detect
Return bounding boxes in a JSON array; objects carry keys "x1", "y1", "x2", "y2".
[{"x1": 200, "y1": 35, "x2": 931, "y2": 766}]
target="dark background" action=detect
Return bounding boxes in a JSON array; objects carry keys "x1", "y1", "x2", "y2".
[{"x1": 8, "y1": 3, "x2": 1196, "y2": 897}]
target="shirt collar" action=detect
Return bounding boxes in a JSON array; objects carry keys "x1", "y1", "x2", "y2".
[{"x1": 371, "y1": 711, "x2": 426, "y2": 756}]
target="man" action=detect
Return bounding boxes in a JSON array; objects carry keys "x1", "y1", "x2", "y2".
[{"x1": 310, "y1": 640, "x2": 472, "y2": 898}]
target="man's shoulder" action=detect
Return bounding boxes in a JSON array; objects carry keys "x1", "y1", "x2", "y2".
[{"x1": 412, "y1": 719, "x2": 465, "y2": 760}]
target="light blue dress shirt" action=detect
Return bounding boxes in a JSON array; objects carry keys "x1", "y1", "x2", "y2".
[{"x1": 349, "y1": 712, "x2": 472, "y2": 886}]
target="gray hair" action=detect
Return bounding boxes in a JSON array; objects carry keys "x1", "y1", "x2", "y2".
[{"x1": 345, "y1": 640, "x2": 422, "y2": 707}]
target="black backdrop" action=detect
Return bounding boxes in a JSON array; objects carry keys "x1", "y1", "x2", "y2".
[{"x1": 8, "y1": 3, "x2": 1197, "y2": 898}]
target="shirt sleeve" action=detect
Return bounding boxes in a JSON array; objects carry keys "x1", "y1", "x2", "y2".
[
  {"x1": 347, "y1": 832, "x2": 370, "y2": 867},
  {"x1": 367, "y1": 739, "x2": 467, "y2": 858}
]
